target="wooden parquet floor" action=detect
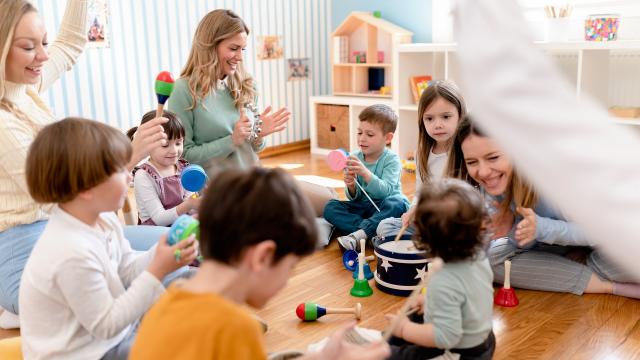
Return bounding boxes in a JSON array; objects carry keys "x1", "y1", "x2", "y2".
[
  {"x1": 257, "y1": 150, "x2": 640, "y2": 359},
  {"x1": 2, "y1": 149, "x2": 639, "y2": 360}
]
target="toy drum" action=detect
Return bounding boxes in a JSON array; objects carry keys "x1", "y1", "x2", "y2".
[{"x1": 373, "y1": 235, "x2": 429, "y2": 296}]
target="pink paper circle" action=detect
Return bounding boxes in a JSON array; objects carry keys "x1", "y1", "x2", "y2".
[{"x1": 327, "y1": 149, "x2": 348, "y2": 171}]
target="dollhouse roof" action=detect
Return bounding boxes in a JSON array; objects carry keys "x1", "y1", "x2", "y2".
[{"x1": 332, "y1": 12, "x2": 413, "y2": 37}]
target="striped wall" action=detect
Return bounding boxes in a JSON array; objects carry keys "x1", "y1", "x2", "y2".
[{"x1": 36, "y1": 0, "x2": 332, "y2": 147}]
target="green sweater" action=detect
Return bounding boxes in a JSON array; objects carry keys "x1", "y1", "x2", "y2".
[
  {"x1": 425, "y1": 254, "x2": 494, "y2": 349},
  {"x1": 168, "y1": 78, "x2": 265, "y2": 169}
]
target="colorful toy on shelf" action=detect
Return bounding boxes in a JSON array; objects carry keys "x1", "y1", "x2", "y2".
[
  {"x1": 296, "y1": 302, "x2": 362, "y2": 321},
  {"x1": 401, "y1": 159, "x2": 416, "y2": 174},
  {"x1": 379, "y1": 86, "x2": 392, "y2": 96},
  {"x1": 350, "y1": 239, "x2": 373, "y2": 297},
  {"x1": 327, "y1": 149, "x2": 380, "y2": 212},
  {"x1": 410, "y1": 75, "x2": 432, "y2": 104},
  {"x1": 585, "y1": 14, "x2": 619, "y2": 41},
  {"x1": 494, "y1": 260, "x2": 519, "y2": 307},
  {"x1": 167, "y1": 214, "x2": 200, "y2": 262},
  {"x1": 352, "y1": 51, "x2": 366, "y2": 64},
  {"x1": 180, "y1": 164, "x2": 208, "y2": 193},
  {"x1": 154, "y1": 71, "x2": 174, "y2": 117}
]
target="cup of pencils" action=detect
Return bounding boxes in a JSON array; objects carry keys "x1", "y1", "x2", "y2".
[{"x1": 544, "y1": 4, "x2": 573, "y2": 42}]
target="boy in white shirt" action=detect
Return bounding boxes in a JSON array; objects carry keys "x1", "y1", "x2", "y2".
[{"x1": 20, "y1": 118, "x2": 198, "y2": 360}]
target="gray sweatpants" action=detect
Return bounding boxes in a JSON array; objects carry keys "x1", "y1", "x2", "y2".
[{"x1": 488, "y1": 238, "x2": 636, "y2": 295}]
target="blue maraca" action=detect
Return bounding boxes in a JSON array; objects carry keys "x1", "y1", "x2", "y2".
[{"x1": 181, "y1": 164, "x2": 208, "y2": 194}]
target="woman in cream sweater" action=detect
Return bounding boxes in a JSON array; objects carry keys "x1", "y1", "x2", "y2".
[{"x1": 0, "y1": 0, "x2": 168, "y2": 328}]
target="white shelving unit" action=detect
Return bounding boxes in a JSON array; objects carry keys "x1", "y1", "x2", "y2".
[
  {"x1": 310, "y1": 95, "x2": 393, "y2": 155},
  {"x1": 392, "y1": 40, "x2": 640, "y2": 158}
]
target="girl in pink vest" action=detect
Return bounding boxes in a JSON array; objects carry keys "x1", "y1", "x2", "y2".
[{"x1": 129, "y1": 111, "x2": 200, "y2": 226}]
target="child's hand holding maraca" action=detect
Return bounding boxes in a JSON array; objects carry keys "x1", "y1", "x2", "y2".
[
  {"x1": 128, "y1": 116, "x2": 169, "y2": 171},
  {"x1": 232, "y1": 110, "x2": 252, "y2": 146},
  {"x1": 147, "y1": 233, "x2": 198, "y2": 281},
  {"x1": 344, "y1": 171, "x2": 356, "y2": 196},
  {"x1": 347, "y1": 155, "x2": 372, "y2": 182},
  {"x1": 176, "y1": 195, "x2": 201, "y2": 216}
]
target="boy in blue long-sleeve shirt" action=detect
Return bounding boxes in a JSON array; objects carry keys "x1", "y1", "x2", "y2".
[{"x1": 324, "y1": 104, "x2": 409, "y2": 250}]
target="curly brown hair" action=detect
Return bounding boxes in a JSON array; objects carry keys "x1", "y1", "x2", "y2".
[{"x1": 413, "y1": 178, "x2": 487, "y2": 262}]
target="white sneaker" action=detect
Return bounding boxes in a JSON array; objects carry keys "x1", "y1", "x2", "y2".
[
  {"x1": 337, "y1": 234, "x2": 358, "y2": 251},
  {"x1": 0, "y1": 308, "x2": 20, "y2": 329}
]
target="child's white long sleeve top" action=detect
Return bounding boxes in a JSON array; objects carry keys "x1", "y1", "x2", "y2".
[{"x1": 19, "y1": 206, "x2": 165, "y2": 360}]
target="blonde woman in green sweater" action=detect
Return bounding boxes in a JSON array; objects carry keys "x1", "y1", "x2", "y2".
[
  {"x1": 170, "y1": 9, "x2": 337, "y2": 218},
  {"x1": 169, "y1": 9, "x2": 290, "y2": 169}
]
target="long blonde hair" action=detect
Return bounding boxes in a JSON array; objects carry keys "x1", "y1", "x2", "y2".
[
  {"x1": 416, "y1": 80, "x2": 466, "y2": 184},
  {"x1": 180, "y1": 9, "x2": 255, "y2": 111},
  {"x1": 0, "y1": 0, "x2": 44, "y2": 134}
]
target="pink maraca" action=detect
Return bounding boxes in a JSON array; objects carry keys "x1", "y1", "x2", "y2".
[{"x1": 327, "y1": 149, "x2": 349, "y2": 171}]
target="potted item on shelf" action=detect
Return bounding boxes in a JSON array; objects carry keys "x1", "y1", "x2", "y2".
[
  {"x1": 543, "y1": 5, "x2": 572, "y2": 42},
  {"x1": 410, "y1": 75, "x2": 432, "y2": 103},
  {"x1": 352, "y1": 51, "x2": 367, "y2": 63}
]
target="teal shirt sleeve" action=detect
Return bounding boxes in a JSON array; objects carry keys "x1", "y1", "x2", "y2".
[
  {"x1": 345, "y1": 180, "x2": 359, "y2": 200},
  {"x1": 361, "y1": 151, "x2": 402, "y2": 199},
  {"x1": 168, "y1": 79, "x2": 235, "y2": 165}
]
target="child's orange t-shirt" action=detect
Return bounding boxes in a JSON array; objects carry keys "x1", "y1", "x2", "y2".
[{"x1": 129, "y1": 287, "x2": 266, "y2": 359}]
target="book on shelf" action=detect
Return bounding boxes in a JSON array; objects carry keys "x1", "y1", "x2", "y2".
[
  {"x1": 410, "y1": 75, "x2": 432, "y2": 103},
  {"x1": 333, "y1": 36, "x2": 349, "y2": 64}
]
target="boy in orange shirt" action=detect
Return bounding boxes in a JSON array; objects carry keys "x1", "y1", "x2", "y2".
[{"x1": 130, "y1": 167, "x2": 390, "y2": 359}]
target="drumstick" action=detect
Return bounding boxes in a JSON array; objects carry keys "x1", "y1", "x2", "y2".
[
  {"x1": 354, "y1": 180, "x2": 381, "y2": 212},
  {"x1": 382, "y1": 258, "x2": 443, "y2": 342},
  {"x1": 393, "y1": 223, "x2": 408, "y2": 242}
]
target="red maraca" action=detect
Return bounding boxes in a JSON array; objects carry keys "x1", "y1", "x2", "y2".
[
  {"x1": 295, "y1": 302, "x2": 362, "y2": 321},
  {"x1": 155, "y1": 71, "x2": 175, "y2": 117}
]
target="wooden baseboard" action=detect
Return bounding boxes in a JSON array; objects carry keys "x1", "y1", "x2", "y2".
[{"x1": 259, "y1": 139, "x2": 310, "y2": 158}]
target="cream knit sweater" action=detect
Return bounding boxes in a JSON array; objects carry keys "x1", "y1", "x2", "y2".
[{"x1": 0, "y1": 0, "x2": 87, "y2": 231}]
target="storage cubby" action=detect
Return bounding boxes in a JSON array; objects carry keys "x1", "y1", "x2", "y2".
[
  {"x1": 316, "y1": 104, "x2": 350, "y2": 150},
  {"x1": 310, "y1": 95, "x2": 393, "y2": 154}
]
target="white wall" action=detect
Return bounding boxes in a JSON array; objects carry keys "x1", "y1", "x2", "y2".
[{"x1": 36, "y1": 0, "x2": 332, "y2": 147}]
